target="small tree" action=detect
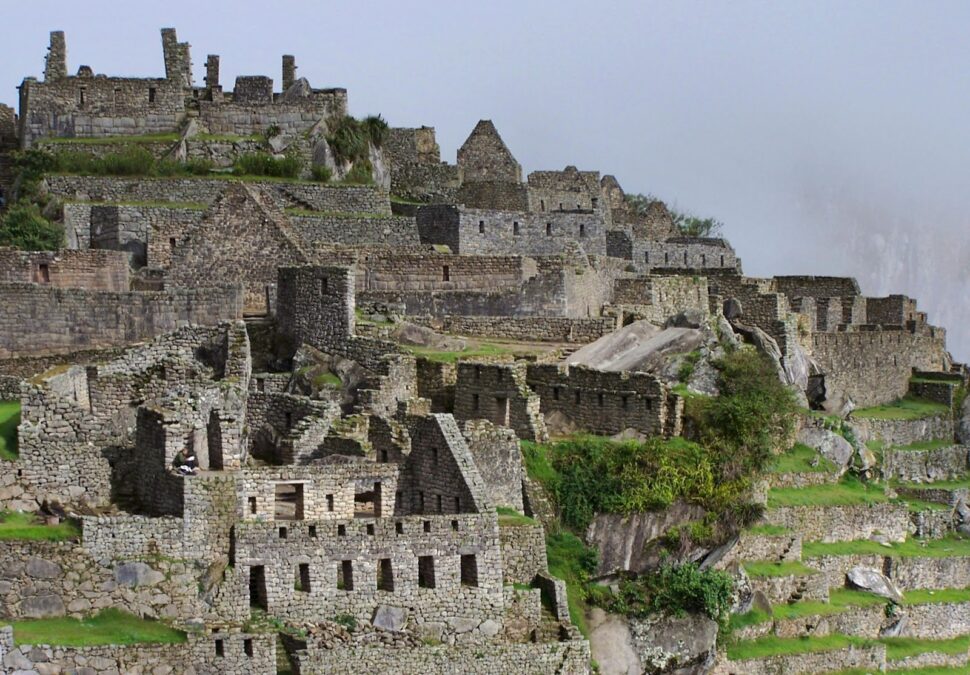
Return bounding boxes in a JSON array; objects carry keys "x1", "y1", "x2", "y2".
[{"x1": 0, "y1": 202, "x2": 64, "y2": 250}]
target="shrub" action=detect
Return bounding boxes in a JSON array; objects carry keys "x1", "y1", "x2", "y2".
[
  {"x1": 0, "y1": 202, "x2": 64, "y2": 250},
  {"x1": 599, "y1": 563, "x2": 734, "y2": 627},
  {"x1": 310, "y1": 165, "x2": 333, "y2": 183},
  {"x1": 98, "y1": 146, "x2": 155, "y2": 176},
  {"x1": 689, "y1": 348, "x2": 799, "y2": 480},
  {"x1": 185, "y1": 158, "x2": 214, "y2": 175},
  {"x1": 342, "y1": 160, "x2": 373, "y2": 185},
  {"x1": 234, "y1": 152, "x2": 301, "y2": 178},
  {"x1": 362, "y1": 114, "x2": 389, "y2": 148}
]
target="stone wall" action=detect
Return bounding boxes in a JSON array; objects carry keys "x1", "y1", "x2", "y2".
[
  {"x1": 296, "y1": 639, "x2": 591, "y2": 674},
  {"x1": 764, "y1": 503, "x2": 913, "y2": 543},
  {"x1": 609, "y1": 275, "x2": 710, "y2": 325},
  {"x1": 462, "y1": 420, "x2": 526, "y2": 510},
  {"x1": 0, "y1": 283, "x2": 242, "y2": 359},
  {"x1": 410, "y1": 315, "x2": 616, "y2": 344},
  {"x1": 852, "y1": 415, "x2": 954, "y2": 449},
  {"x1": 289, "y1": 213, "x2": 420, "y2": 247},
  {"x1": 498, "y1": 522, "x2": 547, "y2": 584},
  {"x1": 882, "y1": 445, "x2": 967, "y2": 482},
  {"x1": 712, "y1": 644, "x2": 886, "y2": 675},
  {"x1": 772, "y1": 275, "x2": 861, "y2": 300},
  {"x1": 384, "y1": 126, "x2": 460, "y2": 201},
  {"x1": 47, "y1": 175, "x2": 391, "y2": 214},
  {"x1": 812, "y1": 330, "x2": 948, "y2": 408},
  {"x1": 0, "y1": 630, "x2": 275, "y2": 675},
  {"x1": 277, "y1": 265, "x2": 355, "y2": 352},
  {"x1": 0, "y1": 248, "x2": 129, "y2": 291},
  {"x1": 526, "y1": 363, "x2": 681, "y2": 438},
  {"x1": 198, "y1": 89, "x2": 347, "y2": 136},
  {"x1": 454, "y1": 362, "x2": 548, "y2": 442},
  {"x1": 457, "y1": 120, "x2": 522, "y2": 183}
]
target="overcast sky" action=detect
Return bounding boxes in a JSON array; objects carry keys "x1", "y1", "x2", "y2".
[{"x1": 3, "y1": 1, "x2": 969, "y2": 357}]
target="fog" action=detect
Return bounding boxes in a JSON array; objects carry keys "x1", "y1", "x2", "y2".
[{"x1": 2, "y1": 0, "x2": 967, "y2": 357}]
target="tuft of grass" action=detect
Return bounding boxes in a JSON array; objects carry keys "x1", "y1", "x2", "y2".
[
  {"x1": 852, "y1": 396, "x2": 950, "y2": 421},
  {"x1": 728, "y1": 607, "x2": 772, "y2": 631},
  {"x1": 743, "y1": 561, "x2": 817, "y2": 578},
  {"x1": 882, "y1": 635, "x2": 970, "y2": 660},
  {"x1": 803, "y1": 535, "x2": 970, "y2": 559},
  {"x1": 744, "y1": 523, "x2": 791, "y2": 536},
  {"x1": 13, "y1": 608, "x2": 186, "y2": 646},
  {"x1": 726, "y1": 634, "x2": 871, "y2": 661},
  {"x1": 400, "y1": 342, "x2": 523, "y2": 364},
  {"x1": 767, "y1": 474, "x2": 887, "y2": 508},
  {"x1": 0, "y1": 511, "x2": 80, "y2": 541},
  {"x1": 545, "y1": 531, "x2": 598, "y2": 636},
  {"x1": 496, "y1": 506, "x2": 537, "y2": 527},
  {"x1": 768, "y1": 443, "x2": 838, "y2": 474},
  {"x1": 312, "y1": 372, "x2": 342, "y2": 389},
  {"x1": 0, "y1": 400, "x2": 19, "y2": 460},
  {"x1": 37, "y1": 133, "x2": 180, "y2": 145}
]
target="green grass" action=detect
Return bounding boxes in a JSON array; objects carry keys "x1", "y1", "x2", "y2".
[
  {"x1": 37, "y1": 133, "x2": 180, "y2": 145},
  {"x1": 768, "y1": 443, "x2": 838, "y2": 474},
  {"x1": 743, "y1": 561, "x2": 818, "y2": 578},
  {"x1": 725, "y1": 634, "x2": 871, "y2": 661},
  {"x1": 895, "y1": 476, "x2": 970, "y2": 490},
  {"x1": 882, "y1": 635, "x2": 970, "y2": 660},
  {"x1": 545, "y1": 531, "x2": 597, "y2": 637},
  {"x1": 767, "y1": 474, "x2": 887, "y2": 508},
  {"x1": 772, "y1": 589, "x2": 888, "y2": 621},
  {"x1": 496, "y1": 507, "x2": 537, "y2": 527},
  {"x1": 852, "y1": 396, "x2": 950, "y2": 420},
  {"x1": 744, "y1": 523, "x2": 792, "y2": 536},
  {"x1": 312, "y1": 372, "x2": 342, "y2": 388},
  {"x1": 803, "y1": 535, "x2": 970, "y2": 559},
  {"x1": 13, "y1": 608, "x2": 186, "y2": 646},
  {"x1": 0, "y1": 400, "x2": 19, "y2": 460},
  {"x1": 0, "y1": 511, "x2": 81, "y2": 541},
  {"x1": 401, "y1": 342, "x2": 523, "y2": 364},
  {"x1": 728, "y1": 607, "x2": 772, "y2": 631},
  {"x1": 65, "y1": 199, "x2": 208, "y2": 211},
  {"x1": 285, "y1": 208, "x2": 390, "y2": 219},
  {"x1": 903, "y1": 588, "x2": 970, "y2": 605},
  {"x1": 834, "y1": 667, "x2": 970, "y2": 675}
]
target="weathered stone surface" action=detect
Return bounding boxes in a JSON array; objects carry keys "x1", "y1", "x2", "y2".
[
  {"x1": 114, "y1": 562, "x2": 165, "y2": 587},
  {"x1": 630, "y1": 612, "x2": 718, "y2": 675},
  {"x1": 588, "y1": 607, "x2": 642, "y2": 675},
  {"x1": 372, "y1": 605, "x2": 407, "y2": 632},
  {"x1": 846, "y1": 566, "x2": 903, "y2": 603},
  {"x1": 22, "y1": 593, "x2": 66, "y2": 618},
  {"x1": 797, "y1": 426, "x2": 854, "y2": 469},
  {"x1": 26, "y1": 556, "x2": 62, "y2": 579}
]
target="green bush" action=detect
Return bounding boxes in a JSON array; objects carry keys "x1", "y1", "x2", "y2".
[
  {"x1": 233, "y1": 152, "x2": 301, "y2": 178},
  {"x1": 342, "y1": 160, "x2": 373, "y2": 185},
  {"x1": 688, "y1": 348, "x2": 798, "y2": 481},
  {"x1": 598, "y1": 563, "x2": 734, "y2": 627},
  {"x1": 310, "y1": 165, "x2": 333, "y2": 183},
  {"x1": 98, "y1": 146, "x2": 155, "y2": 176},
  {"x1": 0, "y1": 202, "x2": 64, "y2": 250},
  {"x1": 363, "y1": 114, "x2": 389, "y2": 148},
  {"x1": 326, "y1": 114, "x2": 388, "y2": 164}
]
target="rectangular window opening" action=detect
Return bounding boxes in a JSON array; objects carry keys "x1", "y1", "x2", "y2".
[
  {"x1": 378, "y1": 558, "x2": 394, "y2": 591},
  {"x1": 244, "y1": 638, "x2": 253, "y2": 657},
  {"x1": 460, "y1": 554, "x2": 479, "y2": 587},
  {"x1": 248, "y1": 496, "x2": 257, "y2": 514},
  {"x1": 148, "y1": 86, "x2": 157, "y2": 103},
  {"x1": 597, "y1": 392, "x2": 604, "y2": 407},
  {"x1": 579, "y1": 223, "x2": 586, "y2": 237},
  {"x1": 275, "y1": 483, "x2": 304, "y2": 521},
  {"x1": 513, "y1": 221, "x2": 520, "y2": 235},
  {"x1": 442, "y1": 265, "x2": 450, "y2": 282},
  {"x1": 215, "y1": 639, "x2": 225, "y2": 657},
  {"x1": 395, "y1": 521, "x2": 404, "y2": 534},
  {"x1": 478, "y1": 220, "x2": 485, "y2": 233},
  {"x1": 337, "y1": 524, "x2": 346, "y2": 536},
  {"x1": 423, "y1": 520, "x2": 431, "y2": 533},
  {"x1": 326, "y1": 494, "x2": 334, "y2": 512},
  {"x1": 296, "y1": 563, "x2": 311, "y2": 593},
  {"x1": 308, "y1": 525, "x2": 317, "y2": 538},
  {"x1": 338, "y1": 560, "x2": 354, "y2": 591},
  {"x1": 546, "y1": 222, "x2": 552, "y2": 236},
  {"x1": 418, "y1": 556, "x2": 436, "y2": 589}
]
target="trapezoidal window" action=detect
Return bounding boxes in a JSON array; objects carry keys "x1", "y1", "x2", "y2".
[
  {"x1": 36, "y1": 263, "x2": 50, "y2": 283},
  {"x1": 478, "y1": 220, "x2": 485, "y2": 233},
  {"x1": 320, "y1": 276, "x2": 328, "y2": 294},
  {"x1": 513, "y1": 221, "x2": 520, "y2": 235},
  {"x1": 215, "y1": 639, "x2": 224, "y2": 657},
  {"x1": 148, "y1": 86, "x2": 157, "y2": 103},
  {"x1": 442, "y1": 265, "x2": 450, "y2": 282},
  {"x1": 546, "y1": 222, "x2": 552, "y2": 236},
  {"x1": 418, "y1": 556, "x2": 436, "y2": 589},
  {"x1": 377, "y1": 558, "x2": 394, "y2": 591},
  {"x1": 460, "y1": 554, "x2": 479, "y2": 587},
  {"x1": 249, "y1": 565, "x2": 267, "y2": 610},
  {"x1": 295, "y1": 563, "x2": 311, "y2": 593},
  {"x1": 244, "y1": 638, "x2": 253, "y2": 657},
  {"x1": 337, "y1": 560, "x2": 354, "y2": 591},
  {"x1": 274, "y1": 483, "x2": 304, "y2": 520},
  {"x1": 78, "y1": 87, "x2": 86, "y2": 107},
  {"x1": 579, "y1": 223, "x2": 586, "y2": 237}
]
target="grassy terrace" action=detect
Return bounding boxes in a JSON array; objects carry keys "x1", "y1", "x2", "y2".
[
  {"x1": 768, "y1": 443, "x2": 838, "y2": 474},
  {"x1": 0, "y1": 400, "x2": 19, "y2": 460},
  {"x1": 13, "y1": 608, "x2": 186, "y2": 646},
  {"x1": 400, "y1": 340, "x2": 547, "y2": 364},
  {"x1": 891, "y1": 439, "x2": 957, "y2": 451},
  {"x1": 851, "y1": 396, "x2": 950, "y2": 420},
  {"x1": 285, "y1": 208, "x2": 390, "y2": 219},
  {"x1": 743, "y1": 561, "x2": 818, "y2": 578},
  {"x1": 802, "y1": 535, "x2": 970, "y2": 559},
  {"x1": 0, "y1": 511, "x2": 80, "y2": 541},
  {"x1": 496, "y1": 507, "x2": 538, "y2": 527},
  {"x1": 728, "y1": 633, "x2": 970, "y2": 667},
  {"x1": 767, "y1": 475, "x2": 888, "y2": 508},
  {"x1": 65, "y1": 199, "x2": 208, "y2": 210}
]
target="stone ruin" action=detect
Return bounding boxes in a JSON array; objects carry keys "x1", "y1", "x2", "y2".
[{"x1": 0, "y1": 25, "x2": 964, "y2": 675}]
